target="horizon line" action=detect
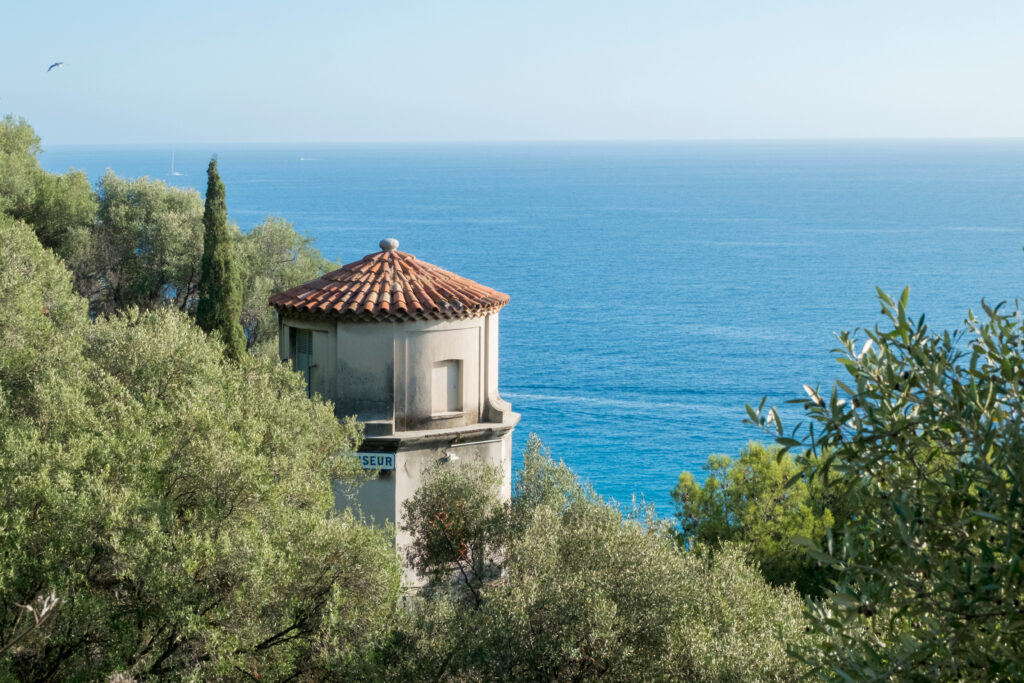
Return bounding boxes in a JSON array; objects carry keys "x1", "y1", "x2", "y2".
[{"x1": 40, "y1": 135, "x2": 1024, "y2": 149}]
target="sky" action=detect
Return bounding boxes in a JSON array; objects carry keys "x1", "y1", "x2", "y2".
[{"x1": 3, "y1": 0, "x2": 1024, "y2": 144}]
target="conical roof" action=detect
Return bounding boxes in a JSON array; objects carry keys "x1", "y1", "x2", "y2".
[{"x1": 268, "y1": 238, "x2": 510, "y2": 322}]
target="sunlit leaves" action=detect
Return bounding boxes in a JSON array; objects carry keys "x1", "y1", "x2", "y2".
[
  {"x1": 236, "y1": 216, "x2": 337, "y2": 354},
  {"x1": 0, "y1": 218, "x2": 399, "y2": 679},
  {"x1": 753, "y1": 289, "x2": 1024, "y2": 680},
  {"x1": 394, "y1": 438, "x2": 812, "y2": 682},
  {"x1": 0, "y1": 115, "x2": 96, "y2": 255},
  {"x1": 672, "y1": 442, "x2": 837, "y2": 597},
  {"x1": 85, "y1": 171, "x2": 204, "y2": 314}
]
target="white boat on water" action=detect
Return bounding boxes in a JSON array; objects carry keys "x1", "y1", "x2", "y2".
[{"x1": 170, "y1": 152, "x2": 184, "y2": 176}]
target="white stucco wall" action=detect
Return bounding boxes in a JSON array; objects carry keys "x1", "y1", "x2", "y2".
[
  {"x1": 280, "y1": 311, "x2": 516, "y2": 586},
  {"x1": 280, "y1": 313, "x2": 502, "y2": 430},
  {"x1": 399, "y1": 320, "x2": 483, "y2": 430},
  {"x1": 334, "y1": 323, "x2": 397, "y2": 421}
]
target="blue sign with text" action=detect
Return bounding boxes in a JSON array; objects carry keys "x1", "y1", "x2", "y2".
[{"x1": 359, "y1": 453, "x2": 396, "y2": 470}]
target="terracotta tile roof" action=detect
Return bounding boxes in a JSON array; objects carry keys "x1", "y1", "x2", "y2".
[{"x1": 269, "y1": 239, "x2": 510, "y2": 322}]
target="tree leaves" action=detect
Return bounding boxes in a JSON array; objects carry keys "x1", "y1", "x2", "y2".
[
  {"x1": 395, "y1": 440, "x2": 812, "y2": 682},
  {"x1": 761, "y1": 290, "x2": 1024, "y2": 680},
  {"x1": 195, "y1": 157, "x2": 247, "y2": 361},
  {"x1": 672, "y1": 442, "x2": 838, "y2": 597},
  {"x1": 0, "y1": 217, "x2": 399, "y2": 679}
]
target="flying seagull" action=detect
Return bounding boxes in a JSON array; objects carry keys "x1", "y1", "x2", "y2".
[{"x1": 47, "y1": 62, "x2": 63, "y2": 72}]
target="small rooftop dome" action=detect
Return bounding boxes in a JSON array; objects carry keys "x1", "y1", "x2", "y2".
[{"x1": 269, "y1": 239, "x2": 510, "y2": 322}]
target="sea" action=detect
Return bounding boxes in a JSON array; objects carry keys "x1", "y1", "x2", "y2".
[{"x1": 40, "y1": 141, "x2": 1024, "y2": 515}]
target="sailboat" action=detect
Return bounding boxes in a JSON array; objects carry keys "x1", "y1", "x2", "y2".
[{"x1": 170, "y1": 152, "x2": 184, "y2": 176}]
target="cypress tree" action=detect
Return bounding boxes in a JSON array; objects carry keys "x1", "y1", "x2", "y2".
[{"x1": 195, "y1": 156, "x2": 246, "y2": 360}]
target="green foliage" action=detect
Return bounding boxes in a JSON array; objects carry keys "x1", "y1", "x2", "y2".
[
  {"x1": 0, "y1": 115, "x2": 96, "y2": 255},
  {"x1": 0, "y1": 213, "x2": 89, "y2": 416},
  {"x1": 0, "y1": 115, "x2": 43, "y2": 217},
  {"x1": 3, "y1": 115, "x2": 335, "y2": 354},
  {"x1": 195, "y1": 157, "x2": 247, "y2": 360},
  {"x1": 0, "y1": 215, "x2": 401, "y2": 679},
  {"x1": 236, "y1": 216, "x2": 337, "y2": 354},
  {"x1": 393, "y1": 436, "x2": 811, "y2": 682},
  {"x1": 672, "y1": 441, "x2": 836, "y2": 597},
  {"x1": 404, "y1": 463, "x2": 506, "y2": 603},
  {"x1": 753, "y1": 288, "x2": 1024, "y2": 680},
  {"x1": 20, "y1": 167, "x2": 95, "y2": 257},
  {"x1": 82, "y1": 177, "x2": 332, "y2": 352},
  {"x1": 82, "y1": 171, "x2": 205, "y2": 314}
]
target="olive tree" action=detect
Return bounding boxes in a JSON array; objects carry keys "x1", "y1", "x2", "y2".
[
  {"x1": 84, "y1": 171, "x2": 205, "y2": 313},
  {"x1": 0, "y1": 115, "x2": 39, "y2": 216},
  {"x1": 752, "y1": 288, "x2": 1024, "y2": 680},
  {"x1": 236, "y1": 216, "x2": 337, "y2": 354},
  {"x1": 402, "y1": 463, "x2": 506, "y2": 604},
  {"x1": 3, "y1": 114, "x2": 338, "y2": 355},
  {"x1": 0, "y1": 214, "x2": 401, "y2": 680},
  {"x1": 0, "y1": 115, "x2": 95, "y2": 256},
  {"x1": 84, "y1": 173, "x2": 334, "y2": 356},
  {"x1": 392, "y1": 436, "x2": 811, "y2": 682}
]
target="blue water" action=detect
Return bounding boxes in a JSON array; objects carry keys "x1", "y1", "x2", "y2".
[{"x1": 41, "y1": 142, "x2": 1024, "y2": 514}]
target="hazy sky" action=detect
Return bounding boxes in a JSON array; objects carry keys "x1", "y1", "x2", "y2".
[{"x1": 4, "y1": 0, "x2": 1023, "y2": 144}]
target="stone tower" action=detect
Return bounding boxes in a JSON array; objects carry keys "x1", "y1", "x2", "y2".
[{"x1": 268, "y1": 238, "x2": 518, "y2": 565}]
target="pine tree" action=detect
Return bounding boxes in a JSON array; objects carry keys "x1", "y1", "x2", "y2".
[{"x1": 195, "y1": 156, "x2": 246, "y2": 360}]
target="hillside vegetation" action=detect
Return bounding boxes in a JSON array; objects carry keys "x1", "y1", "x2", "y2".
[{"x1": 3, "y1": 115, "x2": 1023, "y2": 680}]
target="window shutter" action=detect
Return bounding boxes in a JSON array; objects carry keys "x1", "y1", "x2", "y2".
[{"x1": 294, "y1": 330, "x2": 314, "y2": 396}]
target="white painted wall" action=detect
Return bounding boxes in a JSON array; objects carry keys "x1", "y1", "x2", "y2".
[
  {"x1": 279, "y1": 311, "x2": 517, "y2": 586},
  {"x1": 281, "y1": 313, "x2": 504, "y2": 430}
]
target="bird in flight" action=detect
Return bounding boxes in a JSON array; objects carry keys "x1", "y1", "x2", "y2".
[{"x1": 47, "y1": 62, "x2": 64, "y2": 72}]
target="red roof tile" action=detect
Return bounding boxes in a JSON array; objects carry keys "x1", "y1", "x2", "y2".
[{"x1": 269, "y1": 240, "x2": 509, "y2": 322}]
